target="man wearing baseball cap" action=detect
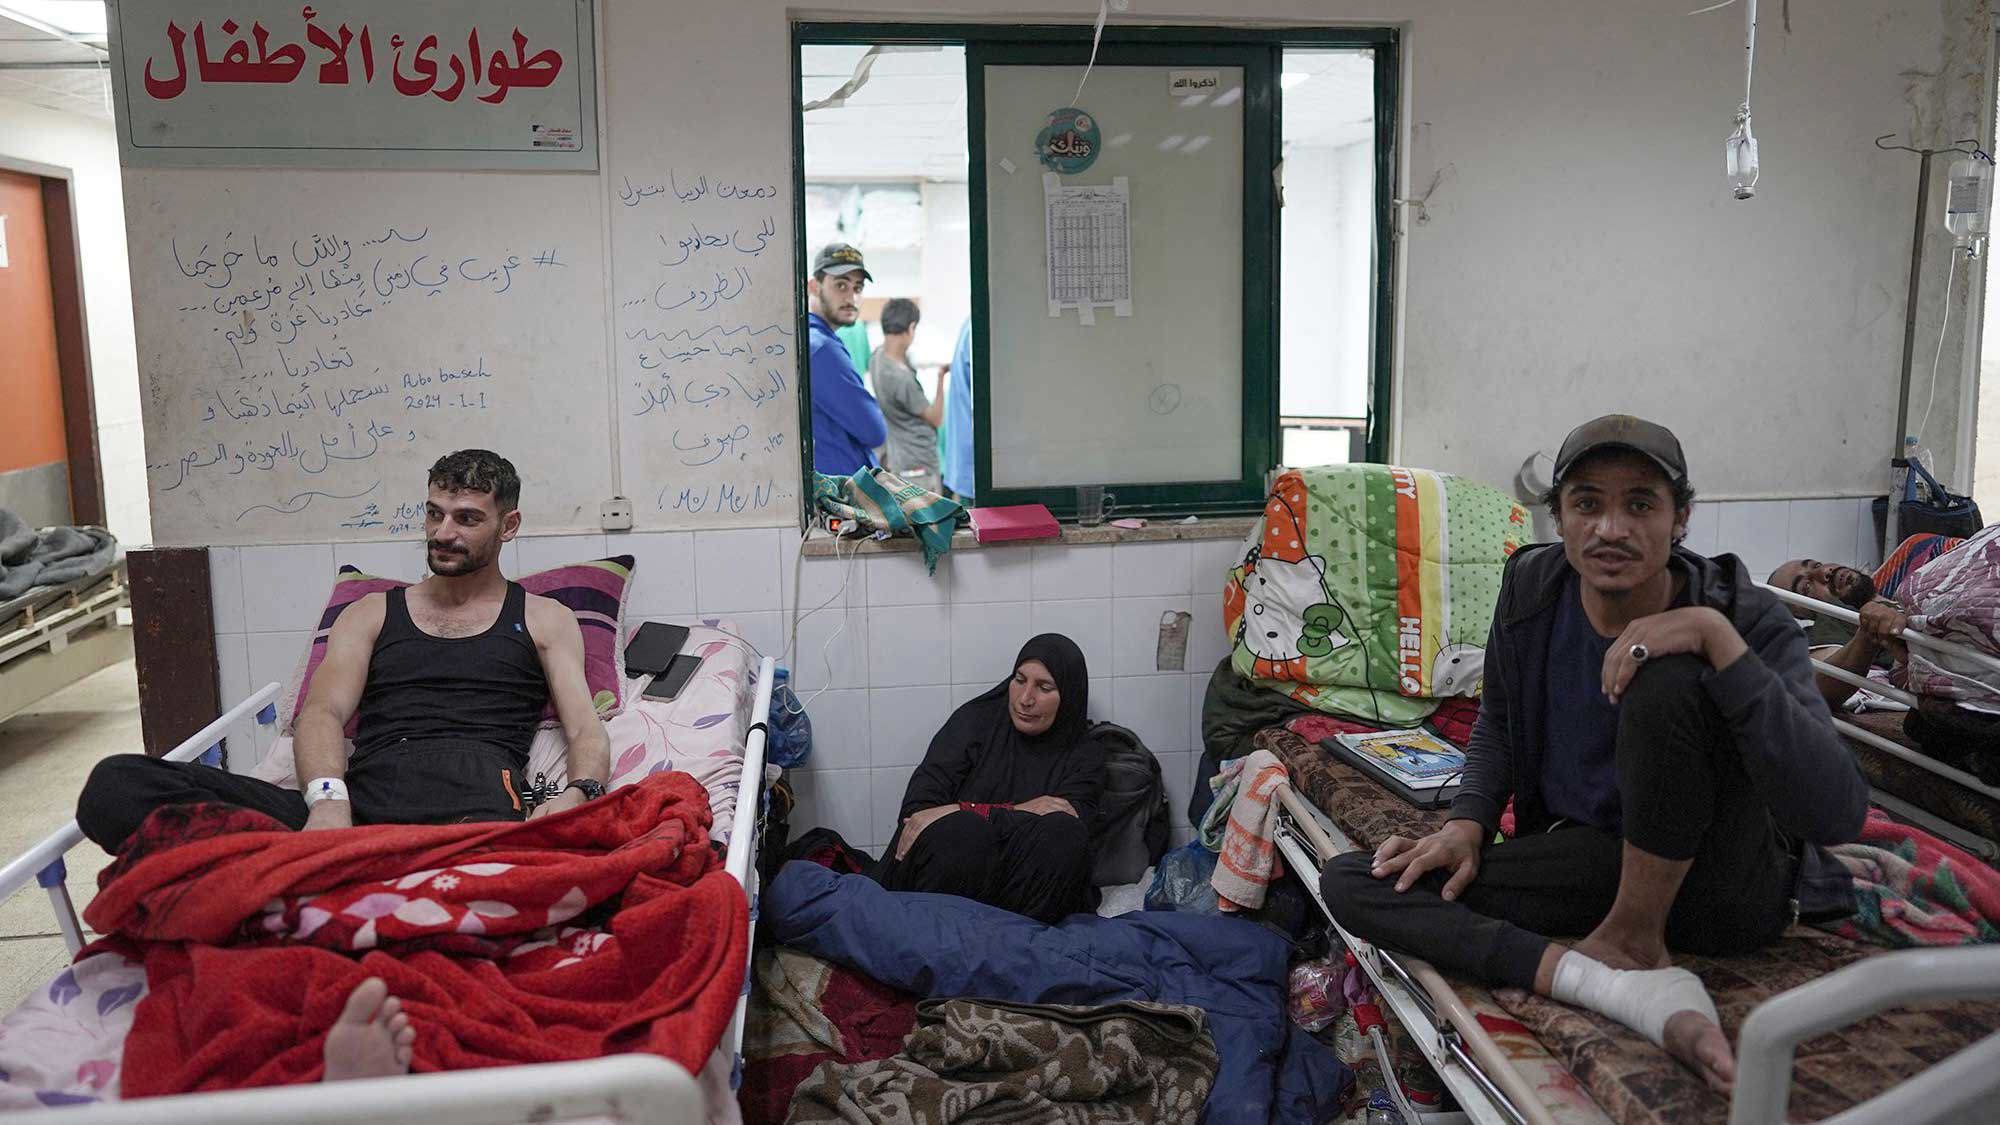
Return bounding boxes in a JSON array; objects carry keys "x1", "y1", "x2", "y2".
[
  {"x1": 1321, "y1": 414, "x2": 1865, "y2": 1094},
  {"x1": 806, "y1": 243, "x2": 888, "y2": 476}
]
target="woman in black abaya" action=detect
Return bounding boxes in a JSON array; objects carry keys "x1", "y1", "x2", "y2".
[{"x1": 876, "y1": 634, "x2": 1106, "y2": 923}]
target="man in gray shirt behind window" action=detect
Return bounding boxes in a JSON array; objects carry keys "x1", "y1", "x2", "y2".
[{"x1": 868, "y1": 298, "x2": 944, "y2": 484}]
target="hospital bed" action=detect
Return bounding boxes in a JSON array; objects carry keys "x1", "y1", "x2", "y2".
[
  {"x1": 1759, "y1": 580, "x2": 2000, "y2": 862},
  {"x1": 0, "y1": 647, "x2": 778, "y2": 1123},
  {"x1": 1270, "y1": 733, "x2": 2000, "y2": 1125},
  {"x1": 0, "y1": 561, "x2": 130, "y2": 728}
]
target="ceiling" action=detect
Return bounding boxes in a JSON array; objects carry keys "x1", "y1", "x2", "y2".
[
  {"x1": 802, "y1": 43, "x2": 1375, "y2": 183},
  {"x1": 0, "y1": 2, "x2": 111, "y2": 119}
]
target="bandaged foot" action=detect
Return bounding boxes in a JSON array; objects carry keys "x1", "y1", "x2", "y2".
[
  {"x1": 323, "y1": 977, "x2": 416, "y2": 1082},
  {"x1": 1550, "y1": 951, "x2": 1719, "y2": 1046},
  {"x1": 1551, "y1": 951, "x2": 1735, "y2": 1092}
]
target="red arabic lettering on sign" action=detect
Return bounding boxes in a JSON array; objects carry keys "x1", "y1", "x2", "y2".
[{"x1": 142, "y1": 6, "x2": 563, "y2": 104}]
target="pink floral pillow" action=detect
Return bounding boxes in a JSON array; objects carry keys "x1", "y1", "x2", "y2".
[{"x1": 279, "y1": 557, "x2": 634, "y2": 735}]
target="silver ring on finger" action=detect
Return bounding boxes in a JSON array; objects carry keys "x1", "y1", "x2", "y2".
[{"x1": 1629, "y1": 643, "x2": 1649, "y2": 663}]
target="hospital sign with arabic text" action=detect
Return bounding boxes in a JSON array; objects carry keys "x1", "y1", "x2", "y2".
[{"x1": 109, "y1": 0, "x2": 597, "y2": 170}]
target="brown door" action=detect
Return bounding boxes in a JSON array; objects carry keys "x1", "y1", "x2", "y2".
[{"x1": 0, "y1": 169, "x2": 72, "y2": 527}]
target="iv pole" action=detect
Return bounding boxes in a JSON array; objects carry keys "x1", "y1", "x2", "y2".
[{"x1": 1875, "y1": 133, "x2": 1979, "y2": 559}]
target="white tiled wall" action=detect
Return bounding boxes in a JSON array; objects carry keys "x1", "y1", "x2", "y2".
[
  {"x1": 202, "y1": 496, "x2": 1880, "y2": 819},
  {"x1": 781, "y1": 537, "x2": 1240, "y2": 857}
]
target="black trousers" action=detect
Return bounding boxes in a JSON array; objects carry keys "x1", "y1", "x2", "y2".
[
  {"x1": 1319, "y1": 656, "x2": 1797, "y2": 990},
  {"x1": 77, "y1": 742, "x2": 528, "y2": 853},
  {"x1": 879, "y1": 808, "x2": 1093, "y2": 925}
]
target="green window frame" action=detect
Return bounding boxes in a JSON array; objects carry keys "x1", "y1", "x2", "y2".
[{"x1": 792, "y1": 23, "x2": 1400, "y2": 521}]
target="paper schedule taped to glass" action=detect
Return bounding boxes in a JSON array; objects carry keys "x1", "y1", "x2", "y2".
[{"x1": 1045, "y1": 174, "x2": 1132, "y2": 320}]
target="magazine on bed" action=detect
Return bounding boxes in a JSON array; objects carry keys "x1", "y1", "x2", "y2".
[{"x1": 1322, "y1": 729, "x2": 1466, "y2": 804}]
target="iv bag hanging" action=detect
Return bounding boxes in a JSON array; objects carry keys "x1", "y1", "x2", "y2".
[{"x1": 1946, "y1": 155, "x2": 1992, "y2": 243}]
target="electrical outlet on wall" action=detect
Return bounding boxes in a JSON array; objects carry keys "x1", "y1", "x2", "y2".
[{"x1": 600, "y1": 496, "x2": 634, "y2": 531}]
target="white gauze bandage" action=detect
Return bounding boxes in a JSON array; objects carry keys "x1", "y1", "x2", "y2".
[
  {"x1": 303, "y1": 776, "x2": 350, "y2": 806},
  {"x1": 1550, "y1": 951, "x2": 1720, "y2": 1046}
]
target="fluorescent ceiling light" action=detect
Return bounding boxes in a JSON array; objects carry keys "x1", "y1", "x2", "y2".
[
  {"x1": 1280, "y1": 72, "x2": 1311, "y2": 90},
  {"x1": 1, "y1": 0, "x2": 107, "y2": 40}
]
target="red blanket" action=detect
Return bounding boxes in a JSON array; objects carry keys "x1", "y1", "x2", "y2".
[{"x1": 82, "y1": 772, "x2": 747, "y2": 1095}]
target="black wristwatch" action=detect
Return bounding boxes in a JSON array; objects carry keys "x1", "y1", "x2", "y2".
[{"x1": 565, "y1": 779, "x2": 606, "y2": 801}]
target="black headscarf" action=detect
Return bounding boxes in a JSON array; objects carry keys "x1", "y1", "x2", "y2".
[
  {"x1": 972, "y1": 633, "x2": 1090, "y2": 747},
  {"x1": 895, "y1": 633, "x2": 1107, "y2": 822}
]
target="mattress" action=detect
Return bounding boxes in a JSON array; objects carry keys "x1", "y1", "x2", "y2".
[{"x1": 1262, "y1": 723, "x2": 2000, "y2": 1125}]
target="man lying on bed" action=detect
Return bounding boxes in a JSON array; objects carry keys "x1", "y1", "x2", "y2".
[
  {"x1": 73, "y1": 449, "x2": 611, "y2": 1078},
  {"x1": 1321, "y1": 415, "x2": 1867, "y2": 1094},
  {"x1": 1768, "y1": 540, "x2": 1964, "y2": 709}
]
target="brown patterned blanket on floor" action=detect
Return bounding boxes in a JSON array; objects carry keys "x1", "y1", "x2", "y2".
[
  {"x1": 785, "y1": 998, "x2": 1220, "y2": 1124},
  {"x1": 1260, "y1": 724, "x2": 2000, "y2": 1125}
]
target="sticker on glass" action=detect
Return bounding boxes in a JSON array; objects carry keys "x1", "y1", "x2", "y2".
[{"x1": 1036, "y1": 107, "x2": 1101, "y2": 174}]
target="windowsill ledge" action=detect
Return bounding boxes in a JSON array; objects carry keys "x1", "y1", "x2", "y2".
[{"x1": 799, "y1": 515, "x2": 1258, "y2": 557}]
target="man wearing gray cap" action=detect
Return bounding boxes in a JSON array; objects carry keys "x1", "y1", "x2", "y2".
[
  {"x1": 1320, "y1": 414, "x2": 1865, "y2": 1094},
  {"x1": 806, "y1": 243, "x2": 888, "y2": 476}
]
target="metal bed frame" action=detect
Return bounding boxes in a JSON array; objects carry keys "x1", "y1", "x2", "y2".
[
  {"x1": 0, "y1": 654, "x2": 778, "y2": 1124},
  {"x1": 1275, "y1": 781, "x2": 2000, "y2": 1125},
  {"x1": 1758, "y1": 580, "x2": 2000, "y2": 861}
]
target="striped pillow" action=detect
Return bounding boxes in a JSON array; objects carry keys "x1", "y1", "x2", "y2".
[{"x1": 278, "y1": 556, "x2": 636, "y2": 735}]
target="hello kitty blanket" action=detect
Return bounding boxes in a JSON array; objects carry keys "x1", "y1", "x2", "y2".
[{"x1": 1222, "y1": 466, "x2": 1528, "y2": 726}]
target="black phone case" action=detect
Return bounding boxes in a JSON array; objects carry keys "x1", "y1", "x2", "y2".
[
  {"x1": 644, "y1": 653, "x2": 702, "y2": 702},
  {"x1": 624, "y1": 621, "x2": 691, "y2": 675}
]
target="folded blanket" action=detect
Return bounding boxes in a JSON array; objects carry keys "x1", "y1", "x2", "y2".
[
  {"x1": 814, "y1": 468, "x2": 963, "y2": 574},
  {"x1": 787, "y1": 998, "x2": 1220, "y2": 1124},
  {"x1": 1210, "y1": 749, "x2": 1287, "y2": 911},
  {"x1": 0, "y1": 509, "x2": 116, "y2": 599},
  {"x1": 1820, "y1": 808, "x2": 2000, "y2": 948},
  {"x1": 1222, "y1": 467, "x2": 1525, "y2": 726},
  {"x1": 83, "y1": 772, "x2": 746, "y2": 1094}
]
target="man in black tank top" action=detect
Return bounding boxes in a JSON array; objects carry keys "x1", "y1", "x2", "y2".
[{"x1": 77, "y1": 450, "x2": 613, "y2": 850}]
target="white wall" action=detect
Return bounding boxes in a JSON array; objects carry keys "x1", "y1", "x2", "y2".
[
  {"x1": 917, "y1": 180, "x2": 971, "y2": 373},
  {"x1": 0, "y1": 97, "x2": 148, "y2": 546}
]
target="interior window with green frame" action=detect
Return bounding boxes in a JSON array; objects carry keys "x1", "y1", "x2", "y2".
[{"x1": 792, "y1": 24, "x2": 1398, "y2": 520}]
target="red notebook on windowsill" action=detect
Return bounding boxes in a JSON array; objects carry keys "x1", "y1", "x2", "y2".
[{"x1": 969, "y1": 504, "x2": 1060, "y2": 543}]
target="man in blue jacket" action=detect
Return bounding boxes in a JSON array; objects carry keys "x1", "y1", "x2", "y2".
[
  {"x1": 806, "y1": 243, "x2": 888, "y2": 476},
  {"x1": 1321, "y1": 415, "x2": 1865, "y2": 1095}
]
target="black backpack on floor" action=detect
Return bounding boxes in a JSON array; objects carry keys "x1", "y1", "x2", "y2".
[{"x1": 1087, "y1": 722, "x2": 1171, "y2": 887}]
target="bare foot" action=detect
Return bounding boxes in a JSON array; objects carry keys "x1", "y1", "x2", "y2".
[
  {"x1": 323, "y1": 977, "x2": 416, "y2": 1082},
  {"x1": 1571, "y1": 928, "x2": 1671, "y2": 972},
  {"x1": 1663, "y1": 1008, "x2": 1735, "y2": 1094}
]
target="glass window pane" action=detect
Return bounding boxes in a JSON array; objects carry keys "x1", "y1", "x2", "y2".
[
  {"x1": 984, "y1": 62, "x2": 1245, "y2": 489},
  {"x1": 1279, "y1": 49, "x2": 1375, "y2": 422}
]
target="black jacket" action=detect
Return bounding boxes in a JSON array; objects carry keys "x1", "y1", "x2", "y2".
[{"x1": 1449, "y1": 542, "x2": 1867, "y2": 917}]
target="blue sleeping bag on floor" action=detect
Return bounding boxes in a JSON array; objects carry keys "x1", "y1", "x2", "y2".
[{"x1": 762, "y1": 861, "x2": 1351, "y2": 1123}]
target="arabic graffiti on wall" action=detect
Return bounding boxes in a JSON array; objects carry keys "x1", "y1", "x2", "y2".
[
  {"x1": 611, "y1": 166, "x2": 797, "y2": 516},
  {"x1": 110, "y1": 0, "x2": 597, "y2": 169},
  {"x1": 144, "y1": 218, "x2": 576, "y2": 534}
]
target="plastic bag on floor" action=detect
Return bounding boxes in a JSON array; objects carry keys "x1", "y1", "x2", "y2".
[
  {"x1": 1289, "y1": 953, "x2": 1349, "y2": 1032},
  {"x1": 1143, "y1": 842, "x2": 1221, "y2": 914}
]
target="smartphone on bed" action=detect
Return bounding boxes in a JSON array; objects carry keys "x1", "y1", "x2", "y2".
[
  {"x1": 624, "y1": 621, "x2": 691, "y2": 675},
  {"x1": 643, "y1": 653, "x2": 702, "y2": 703}
]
